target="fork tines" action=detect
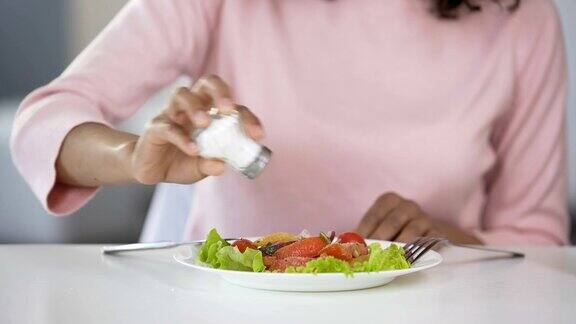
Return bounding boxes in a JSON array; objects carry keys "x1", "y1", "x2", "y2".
[{"x1": 403, "y1": 237, "x2": 445, "y2": 264}]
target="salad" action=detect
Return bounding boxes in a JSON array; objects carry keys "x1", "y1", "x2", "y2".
[{"x1": 197, "y1": 229, "x2": 410, "y2": 275}]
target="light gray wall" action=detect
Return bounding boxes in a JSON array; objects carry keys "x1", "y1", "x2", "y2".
[{"x1": 0, "y1": 0, "x2": 67, "y2": 97}]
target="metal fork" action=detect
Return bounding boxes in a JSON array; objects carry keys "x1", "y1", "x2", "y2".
[
  {"x1": 403, "y1": 237, "x2": 525, "y2": 264},
  {"x1": 102, "y1": 238, "x2": 240, "y2": 254}
]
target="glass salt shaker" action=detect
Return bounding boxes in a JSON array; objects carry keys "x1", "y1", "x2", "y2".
[{"x1": 193, "y1": 108, "x2": 272, "y2": 179}]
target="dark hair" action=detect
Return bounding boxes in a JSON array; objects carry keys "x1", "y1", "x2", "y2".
[{"x1": 433, "y1": 0, "x2": 521, "y2": 19}]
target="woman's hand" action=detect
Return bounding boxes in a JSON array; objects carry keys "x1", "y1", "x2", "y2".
[
  {"x1": 130, "y1": 75, "x2": 264, "y2": 185},
  {"x1": 55, "y1": 75, "x2": 264, "y2": 188},
  {"x1": 356, "y1": 193, "x2": 482, "y2": 244}
]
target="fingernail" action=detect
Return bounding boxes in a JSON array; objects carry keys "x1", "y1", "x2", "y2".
[{"x1": 218, "y1": 98, "x2": 234, "y2": 109}]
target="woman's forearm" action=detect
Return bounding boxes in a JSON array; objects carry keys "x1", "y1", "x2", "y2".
[{"x1": 56, "y1": 122, "x2": 138, "y2": 187}]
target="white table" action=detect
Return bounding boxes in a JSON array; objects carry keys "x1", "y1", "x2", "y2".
[{"x1": 0, "y1": 245, "x2": 574, "y2": 324}]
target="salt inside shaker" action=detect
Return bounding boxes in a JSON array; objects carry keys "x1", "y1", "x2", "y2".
[{"x1": 193, "y1": 108, "x2": 272, "y2": 179}]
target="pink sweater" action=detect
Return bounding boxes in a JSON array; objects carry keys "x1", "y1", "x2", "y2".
[{"x1": 11, "y1": 0, "x2": 570, "y2": 245}]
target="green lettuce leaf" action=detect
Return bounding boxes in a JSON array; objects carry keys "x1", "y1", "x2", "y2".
[
  {"x1": 198, "y1": 228, "x2": 230, "y2": 267},
  {"x1": 197, "y1": 228, "x2": 265, "y2": 272},
  {"x1": 352, "y1": 243, "x2": 410, "y2": 272},
  {"x1": 286, "y1": 243, "x2": 410, "y2": 274},
  {"x1": 215, "y1": 246, "x2": 265, "y2": 272}
]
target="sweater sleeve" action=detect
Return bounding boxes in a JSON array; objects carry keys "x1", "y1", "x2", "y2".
[
  {"x1": 10, "y1": 0, "x2": 213, "y2": 215},
  {"x1": 475, "y1": 0, "x2": 570, "y2": 245}
]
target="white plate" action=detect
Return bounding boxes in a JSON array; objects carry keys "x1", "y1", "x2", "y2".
[{"x1": 173, "y1": 239, "x2": 442, "y2": 292}]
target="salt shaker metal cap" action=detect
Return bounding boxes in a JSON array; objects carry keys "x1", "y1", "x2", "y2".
[
  {"x1": 243, "y1": 146, "x2": 272, "y2": 179},
  {"x1": 193, "y1": 108, "x2": 272, "y2": 179}
]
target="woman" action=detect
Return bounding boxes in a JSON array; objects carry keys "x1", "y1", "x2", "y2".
[{"x1": 11, "y1": 0, "x2": 570, "y2": 245}]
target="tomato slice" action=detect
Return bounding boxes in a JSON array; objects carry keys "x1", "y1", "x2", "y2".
[
  {"x1": 267, "y1": 257, "x2": 313, "y2": 272},
  {"x1": 263, "y1": 256, "x2": 277, "y2": 269},
  {"x1": 275, "y1": 237, "x2": 327, "y2": 259},
  {"x1": 319, "y1": 243, "x2": 353, "y2": 261},
  {"x1": 337, "y1": 232, "x2": 367, "y2": 246},
  {"x1": 232, "y1": 239, "x2": 257, "y2": 253}
]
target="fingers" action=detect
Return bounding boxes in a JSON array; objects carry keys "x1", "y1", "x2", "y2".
[
  {"x1": 372, "y1": 200, "x2": 419, "y2": 240},
  {"x1": 169, "y1": 75, "x2": 265, "y2": 143},
  {"x1": 166, "y1": 87, "x2": 211, "y2": 128},
  {"x1": 236, "y1": 105, "x2": 265, "y2": 139},
  {"x1": 173, "y1": 77, "x2": 264, "y2": 138},
  {"x1": 357, "y1": 193, "x2": 403, "y2": 237},
  {"x1": 197, "y1": 158, "x2": 226, "y2": 176},
  {"x1": 191, "y1": 74, "x2": 235, "y2": 113},
  {"x1": 160, "y1": 157, "x2": 226, "y2": 185},
  {"x1": 144, "y1": 115, "x2": 198, "y2": 156},
  {"x1": 357, "y1": 192, "x2": 436, "y2": 242},
  {"x1": 395, "y1": 218, "x2": 431, "y2": 243},
  {"x1": 137, "y1": 114, "x2": 227, "y2": 184}
]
